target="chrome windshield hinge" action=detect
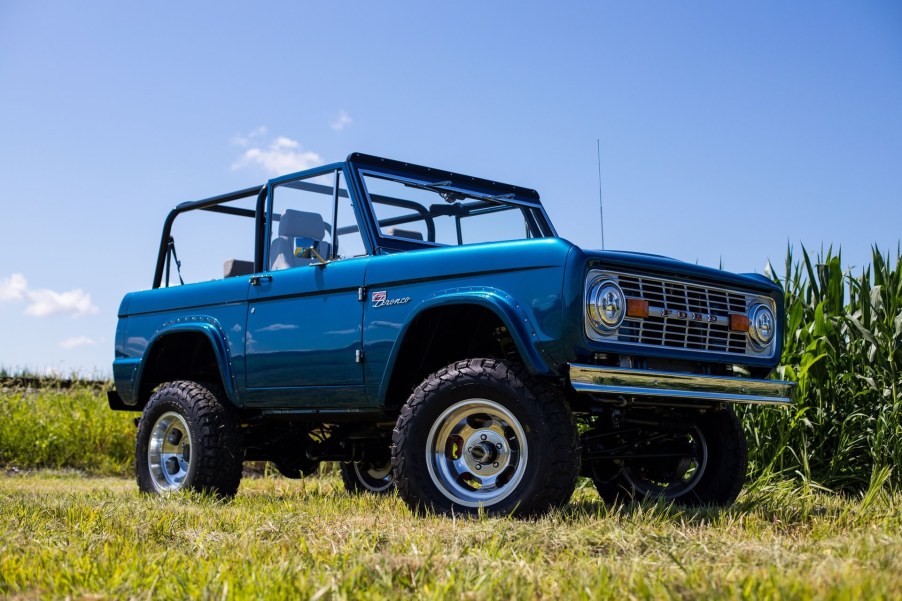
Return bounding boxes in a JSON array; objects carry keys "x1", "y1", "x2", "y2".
[{"x1": 358, "y1": 287, "x2": 367, "y2": 302}]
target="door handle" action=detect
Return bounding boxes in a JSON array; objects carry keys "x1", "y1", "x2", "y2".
[{"x1": 249, "y1": 275, "x2": 273, "y2": 286}]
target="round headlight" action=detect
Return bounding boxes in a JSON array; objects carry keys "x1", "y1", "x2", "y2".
[
  {"x1": 748, "y1": 304, "x2": 775, "y2": 347},
  {"x1": 587, "y1": 278, "x2": 625, "y2": 334}
]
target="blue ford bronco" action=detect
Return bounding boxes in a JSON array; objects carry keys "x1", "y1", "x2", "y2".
[{"x1": 109, "y1": 153, "x2": 795, "y2": 515}]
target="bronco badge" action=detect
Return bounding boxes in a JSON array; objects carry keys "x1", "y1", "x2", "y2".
[{"x1": 372, "y1": 290, "x2": 411, "y2": 308}]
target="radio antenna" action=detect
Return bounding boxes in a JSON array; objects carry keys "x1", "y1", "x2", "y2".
[{"x1": 596, "y1": 138, "x2": 606, "y2": 250}]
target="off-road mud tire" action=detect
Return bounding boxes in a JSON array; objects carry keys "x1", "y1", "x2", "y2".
[
  {"x1": 591, "y1": 406, "x2": 748, "y2": 506},
  {"x1": 135, "y1": 380, "x2": 244, "y2": 497},
  {"x1": 340, "y1": 460, "x2": 395, "y2": 495},
  {"x1": 392, "y1": 359, "x2": 580, "y2": 517}
]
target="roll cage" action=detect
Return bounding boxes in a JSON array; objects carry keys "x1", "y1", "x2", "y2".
[{"x1": 151, "y1": 153, "x2": 556, "y2": 289}]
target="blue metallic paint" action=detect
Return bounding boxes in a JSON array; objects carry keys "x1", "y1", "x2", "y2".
[
  {"x1": 361, "y1": 238, "x2": 574, "y2": 404},
  {"x1": 139, "y1": 319, "x2": 240, "y2": 401},
  {"x1": 113, "y1": 277, "x2": 249, "y2": 407},
  {"x1": 244, "y1": 256, "x2": 369, "y2": 407},
  {"x1": 112, "y1": 154, "x2": 787, "y2": 412}
]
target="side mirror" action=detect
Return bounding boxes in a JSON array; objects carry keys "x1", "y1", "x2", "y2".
[{"x1": 293, "y1": 237, "x2": 328, "y2": 264}]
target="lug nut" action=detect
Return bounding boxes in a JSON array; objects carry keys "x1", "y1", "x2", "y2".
[
  {"x1": 475, "y1": 464, "x2": 482, "y2": 470},
  {"x1": 480, "y1": 434, "x2": 487, "y2": 441},
  {"x1": 495, "y1": 443, "x2": 502, "y2": 449},
  {"x1": 492, "y1": 462, "x2": 499, "y2": 468}
]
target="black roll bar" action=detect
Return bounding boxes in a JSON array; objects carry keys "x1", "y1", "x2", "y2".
[{"x1": 152, "y1": 185, "x2": 265, "y2": 289}]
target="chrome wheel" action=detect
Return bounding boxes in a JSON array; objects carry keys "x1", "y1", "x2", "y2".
[
  {"x1": 622, "y1": 425, "x2": 708, "y2": 500},
  {"x1": 352, "y1": 460, "x2": 394, "y2": 493},
  {"x1": 426, "y1": 398, "x2": 528, "y2": 507},
  {"x1": 136, "y1": 381, "x2": 243, "y2": 498},
  {"x1": 147, "y1": 411, "x2": 194, "y2": 492}
]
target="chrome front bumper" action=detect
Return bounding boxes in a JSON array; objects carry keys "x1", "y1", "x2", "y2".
[{"x1": 569, "y1": 364, "x2": 796, "y2": 406}]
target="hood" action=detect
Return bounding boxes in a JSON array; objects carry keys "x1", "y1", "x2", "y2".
[{"x1": 575, "y1": 247, "x2": 782, "y2": 294}]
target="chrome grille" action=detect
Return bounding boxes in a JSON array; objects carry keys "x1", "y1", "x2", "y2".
[{"x1": 612, "y1": 272, "x2": 750, "y2": 355}]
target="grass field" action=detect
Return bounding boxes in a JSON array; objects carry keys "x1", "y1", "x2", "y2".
[{"x1": 2, "y1": 471, "x2": 901, "y2": 600}]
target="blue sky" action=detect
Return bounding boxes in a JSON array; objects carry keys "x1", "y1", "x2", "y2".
[{"x1": 1, "y1": 1, "x2": 900, "y2": 376}]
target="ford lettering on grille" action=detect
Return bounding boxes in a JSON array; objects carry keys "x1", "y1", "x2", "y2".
[
  {"x1": 654, "y1": 308, "x2": 726, "y2": 325},
  {"x1": 587, "y1": 271, "x2": 776, "y2": 357}
]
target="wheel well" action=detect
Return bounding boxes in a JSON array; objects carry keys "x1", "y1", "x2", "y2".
[
  {"x1": 383, "y1": 304, "x2": 522, "y2": 408},
  {"x1": 137, "y1": 332, "x2": 227, "y2": 408}
]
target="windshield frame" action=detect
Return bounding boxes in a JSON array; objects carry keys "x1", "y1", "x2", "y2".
[{"x1": 353, "y1": 164, "x2": 557, "y2": 250}]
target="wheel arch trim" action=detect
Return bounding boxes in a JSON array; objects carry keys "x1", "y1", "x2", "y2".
[
  {"x1": 375, "y1": 287, "x2": 555, "y2": 406},
  {"x1": 135, "y1": 319, "x2": 240, "y2": 407}
]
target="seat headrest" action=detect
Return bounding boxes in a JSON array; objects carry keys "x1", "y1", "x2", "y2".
[
  {"x1": 386, "y1": 227, "x2": 424, "y2": 241},
  {"x1": 223, "y1": 259, "x2": 254, "y2": 278},
  {"x1": 278, "y1": 209, "x2": 326, "y2": 240}
]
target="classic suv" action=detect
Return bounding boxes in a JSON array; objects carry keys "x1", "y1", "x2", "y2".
[{"x1": 109, "y1": 153, "x2": 795, "y2": 515}]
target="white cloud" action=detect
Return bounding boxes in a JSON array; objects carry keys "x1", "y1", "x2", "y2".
[
  {"x1": 0, "y1": 273, "x2": 99, "y2": 318},
  {"x1": 330, "y1": 110, "x2": 352, "y2": 131},
  {"x1": 26, "y1": 288, "x2": 99, "y2": 317},
  {"x1": 231, "y1": 126, "x2": 267, "y2": 148},
  {"x1": 231, "y1": 134, "x2": 323, "y2": 176},
  {"x1": 0, "y1": 273, "x2": 27, "y2": 301},
  {"x1": 59, "y1": 336, "x2": 98, "y2": 349}
]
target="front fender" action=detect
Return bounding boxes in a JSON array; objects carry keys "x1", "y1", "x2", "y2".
[
  {"x1": 375, "y1": 286, "x2": 558, "y2": 405},
  {"x1": 135, "y1": 317, "x2": 240, "y2": 405}
]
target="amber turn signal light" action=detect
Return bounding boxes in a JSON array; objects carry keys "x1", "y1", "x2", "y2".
[
  {"x1": 730, "y1": 314, "x2": 750, "y2": 332},
  {"x1": 626, "y1": 298, "x2": 649, "y2": 318}
]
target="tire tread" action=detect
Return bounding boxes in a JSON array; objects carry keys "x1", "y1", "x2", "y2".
[
  {"x1": 392, "y1": 358, "x2": 580, "y2": 516},
  {"x1": 135, "y1": 380, "x2": 243, "y2": 497}
]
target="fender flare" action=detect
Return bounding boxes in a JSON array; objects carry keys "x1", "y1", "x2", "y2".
[
  {"x1": 375, "y1": 286, "x2": 557, "y2": 405},
  {"x1": 134, "y1": 317, "x2": 239, "y2": 406}
]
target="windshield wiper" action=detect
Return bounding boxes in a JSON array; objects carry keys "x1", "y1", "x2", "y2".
[
  {"x1": 401, "y1": 179, "x2": 527, "y2": 206},
  {"x1": 402, "y1": 180, "x2": 467, "y2": 202},
  {"x1": 402, "y1": 180, "x2": 452, "y2": 193}
]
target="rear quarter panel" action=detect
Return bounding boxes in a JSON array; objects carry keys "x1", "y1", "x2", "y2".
[{"x1": 112, "y1": 277, "x2": 249, "y2": 406}]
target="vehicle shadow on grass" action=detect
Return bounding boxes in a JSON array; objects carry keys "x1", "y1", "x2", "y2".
[
  {"x1": 561, "y1": 484, "x2": 842, "y2": 527},
  {"x1": 561, "y1": 497, "x2": 732, "y2": 525}
]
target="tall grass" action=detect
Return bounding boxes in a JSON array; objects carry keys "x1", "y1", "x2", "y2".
[
  {"x1": 2, "y1": 473, "x2": 901, "y2": 600},
  {"x1": 0, "y1": 382, "x2": 134, "y2": 475},
  {"x1": 739, "y1": 245, "x2": 902, "y2": 492}
]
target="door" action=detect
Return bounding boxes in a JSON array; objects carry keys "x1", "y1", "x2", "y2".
[{"x1": 244, "y1": 168, "x2": 370, "y2": 408}]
